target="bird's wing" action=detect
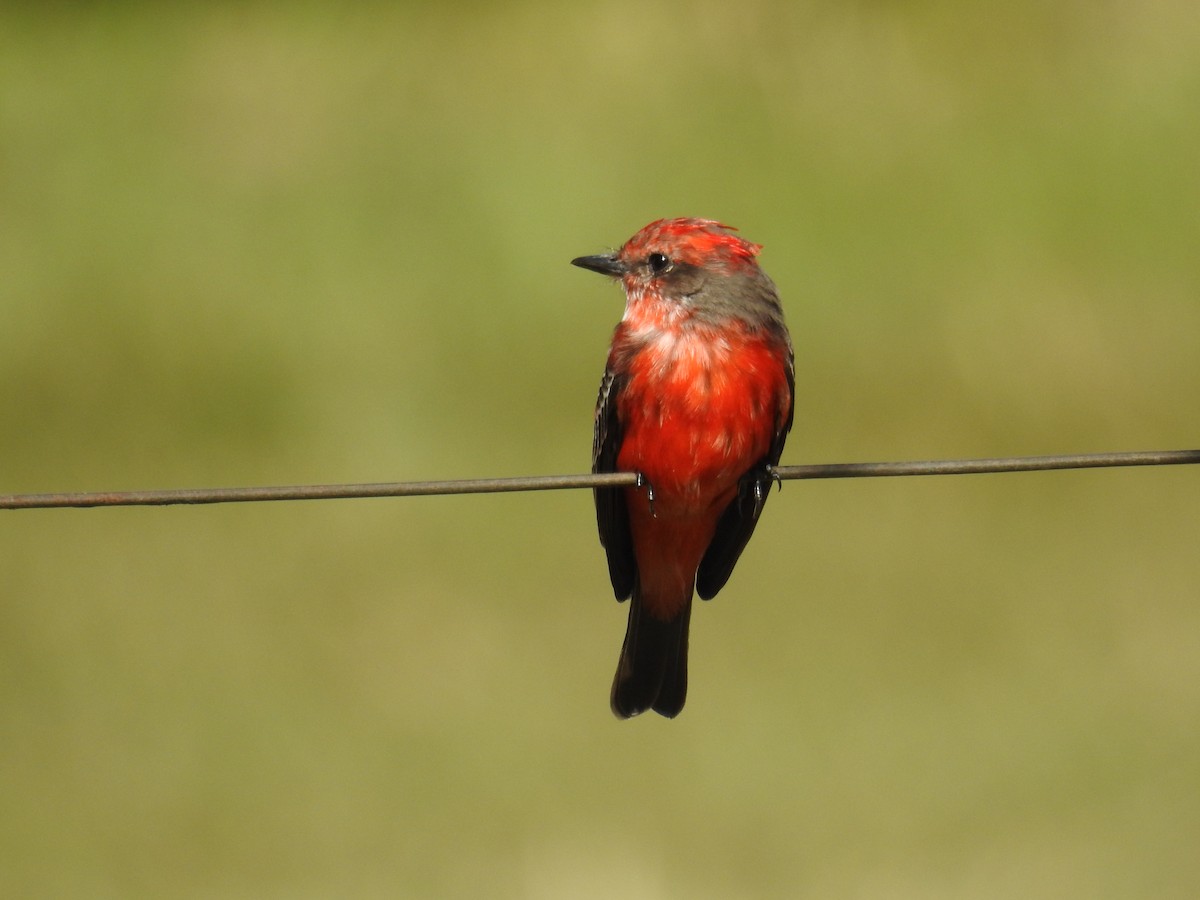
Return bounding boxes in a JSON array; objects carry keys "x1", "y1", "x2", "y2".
[
  {"x1": 593, "y1": 367, "x2": 635, "y2": 600},
  {"x1": 695, "y1": 354, "x2": 795, "y2": 600}
]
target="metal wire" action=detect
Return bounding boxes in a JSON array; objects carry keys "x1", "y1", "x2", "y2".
[
  {"x1": 1, "y1": 449, "x2": 1196, "y2": 510},
  {"x1": 772, "y1": 448, "x2": 1200, "y2": 480}
]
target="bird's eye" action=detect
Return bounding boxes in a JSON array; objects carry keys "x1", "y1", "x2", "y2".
[{"x1": 647, "y1": 252, "x2": 672, "y2": 275}]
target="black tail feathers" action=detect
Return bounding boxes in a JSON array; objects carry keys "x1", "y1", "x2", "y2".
[{"x1": 610, "y1": 590, "x2": 691, "y2": 719}]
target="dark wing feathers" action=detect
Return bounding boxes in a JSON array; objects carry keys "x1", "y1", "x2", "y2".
[{"x1": 592, "y1": 368, "x2": 635, "y2": 600}]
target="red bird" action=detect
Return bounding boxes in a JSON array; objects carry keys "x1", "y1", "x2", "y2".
[{"x1": 572, "y1": 218, "x2": 794, "y2": 718}]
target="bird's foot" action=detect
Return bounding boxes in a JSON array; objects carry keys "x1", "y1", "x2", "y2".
[
  {"x1": 635, "y1": 472, "x2": 657, "y2": 518},
  {"x1": 765, "y1": 464, "x2": 785, "y2": 493}
]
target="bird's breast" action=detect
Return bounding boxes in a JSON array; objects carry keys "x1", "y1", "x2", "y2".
[{"x1": 615, "y1": 324, "x2": 788, "y2": 511}]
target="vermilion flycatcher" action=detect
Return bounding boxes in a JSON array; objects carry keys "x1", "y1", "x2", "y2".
[{"x1": 572, "y1": 218, "x2": 794, "y2": 719}]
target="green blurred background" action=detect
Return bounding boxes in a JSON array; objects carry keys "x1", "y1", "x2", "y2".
[{"x1": 2, "y1": 3, "x2": 1199, "y2": 897}]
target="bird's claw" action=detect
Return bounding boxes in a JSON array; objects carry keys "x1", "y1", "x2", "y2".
[
  {"x1": 766, "y1": 464, "x2": 784, "y2": 492},
  {"x1": 635, "y1": 472, "x2": 657, "y2": 518},
  {"x1": 745, "y1": 466, "x2": 783, "y2": 519},
  {"x1": 750, "y1": 476, "x2": 768, "y2": 518}
]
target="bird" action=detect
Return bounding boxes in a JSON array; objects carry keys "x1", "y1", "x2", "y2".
[{"x1": 572, "y1": 218, "x2": 794, "y2": 718}]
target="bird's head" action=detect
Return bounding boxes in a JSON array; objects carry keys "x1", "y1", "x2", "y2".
[{"x1": 572, "y1": 218, "x2": 782, "y2": 328}]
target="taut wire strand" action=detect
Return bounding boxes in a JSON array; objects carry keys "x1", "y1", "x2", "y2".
[
  {"x1": 771, "y1": 449, "x2": 1200, "y2": 480},
  {"x1": 1, "y1": 449, "x2": 1197, "y2": 510}
]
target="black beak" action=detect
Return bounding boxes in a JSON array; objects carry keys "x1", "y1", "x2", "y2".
[{"x1": 571, "y1": 253, "x2": 626, "y2": 277}]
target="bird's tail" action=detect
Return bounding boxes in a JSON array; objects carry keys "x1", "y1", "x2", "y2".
[{"x1": 610, "y1": 585, "x2": 691, "y2": 719}]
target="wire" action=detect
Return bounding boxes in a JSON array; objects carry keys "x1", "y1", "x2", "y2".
[
  {"x1": 1, "y1": 449, "x2": 1196, "y2": 510},
  {"x1": 772, "y1": 448, "x2": 1200, "y2": 479},
  {"x1": 0, "y1": 472, "x2": 639, "y2": 509}
]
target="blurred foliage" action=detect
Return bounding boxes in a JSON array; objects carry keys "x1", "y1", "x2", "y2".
[{"x1": 1, "y1": 2, "x2": 1199, "y2": 897}]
